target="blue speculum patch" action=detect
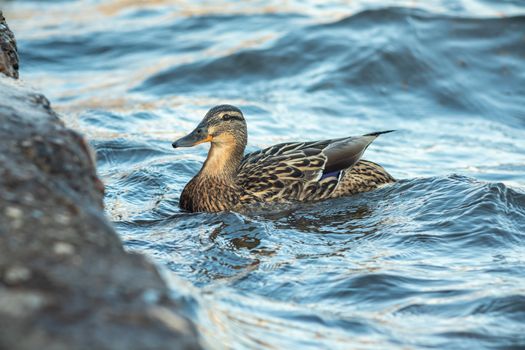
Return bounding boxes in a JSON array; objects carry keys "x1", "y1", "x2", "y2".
[{"x1": 320, "y1": 170, "x2": 341, "y2": 180}]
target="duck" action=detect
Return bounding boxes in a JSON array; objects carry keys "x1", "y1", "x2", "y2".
[{"x1": 172, "y1": 105, "x2": 395, "y2": 212}]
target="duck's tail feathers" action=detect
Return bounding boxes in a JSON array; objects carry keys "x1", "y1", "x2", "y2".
[{"x1": 364, "y1": 130, "x2": 396, "y2": 137}]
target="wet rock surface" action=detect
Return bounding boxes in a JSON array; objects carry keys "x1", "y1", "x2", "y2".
[
  {"x1": 0, "y1": 11, "x2": 18, "y2": 79},
  {"x1": 0, "y1": 48, "x2": 201, "y2": 350}
]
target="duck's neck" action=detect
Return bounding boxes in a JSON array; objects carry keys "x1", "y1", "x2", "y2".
[{"x1": 199, "y1": 140, "x2": 244, "y2": 182}]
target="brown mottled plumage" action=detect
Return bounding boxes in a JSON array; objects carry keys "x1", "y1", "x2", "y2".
[{"x1": 173, "y1": 105, "x2": 395, "y2": 212}]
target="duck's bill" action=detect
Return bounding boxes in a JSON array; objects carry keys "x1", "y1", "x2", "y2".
[{"x1": 172, "y1": 129, "x2": 213, "y2": 148}]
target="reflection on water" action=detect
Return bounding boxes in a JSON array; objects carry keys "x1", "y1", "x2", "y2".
[{"x1": 6, "y1": 0, "x2": 525, "y2": 349}]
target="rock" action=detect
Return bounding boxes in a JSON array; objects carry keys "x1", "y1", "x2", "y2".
[
  {"x1": 0, "y1": 11, "x2": 19, "y2": 79},
  {"x1": 0, "y1": 17, "x2": 201, "y2": 350}
]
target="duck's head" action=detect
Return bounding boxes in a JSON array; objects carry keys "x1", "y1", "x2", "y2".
[{"x1": 172, "y1": 105, "x2": 247, "y2": 149}]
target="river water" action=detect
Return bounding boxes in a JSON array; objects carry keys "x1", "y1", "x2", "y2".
[{"x1": 5, "y1": 1, "x2": 525, "y2": 349}]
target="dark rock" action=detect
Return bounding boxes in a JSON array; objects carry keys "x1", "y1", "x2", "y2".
[
  {"x1": 0, "y1": 11, "x2": 19, "y2": 79},
  {"x1": 0, "y1": 43, "x2": 201, "y2": 350}
]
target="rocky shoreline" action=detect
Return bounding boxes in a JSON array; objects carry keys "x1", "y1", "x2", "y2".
[{"x1": 0, "y1": 11, "x2": 201, "y2": 350}]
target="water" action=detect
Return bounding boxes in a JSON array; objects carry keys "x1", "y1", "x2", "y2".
[{"x1": 5, "y1": 1, "x2": 525, "y2": 348}]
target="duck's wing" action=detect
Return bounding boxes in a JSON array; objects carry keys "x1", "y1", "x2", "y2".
[{"x1": 238, "y1": 131, "x2": 393, "y2": 201}]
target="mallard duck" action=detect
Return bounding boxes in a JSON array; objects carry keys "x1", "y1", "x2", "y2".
[{"x1": 172, "y1": 105, "x2": 395, "y2": 212}]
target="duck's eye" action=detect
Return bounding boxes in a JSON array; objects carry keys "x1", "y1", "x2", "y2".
[{"x1": 222, "y1": 114, "x2": 241, "y2": 122}]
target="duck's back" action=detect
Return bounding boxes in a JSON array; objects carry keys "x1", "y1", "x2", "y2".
[{"x1": 237, "y1": 133, "x2": 395, "y2": 204}]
